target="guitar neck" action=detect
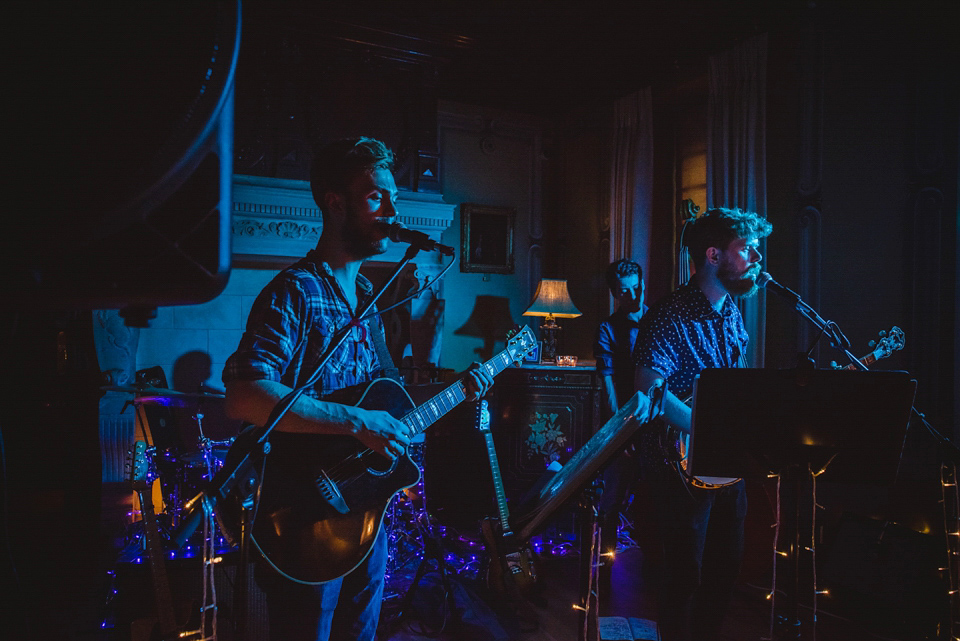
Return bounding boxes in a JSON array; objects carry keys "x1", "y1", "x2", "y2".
[
  {"x1": 134, "y1": 489, "x2": 178, "y2": 638},
  {"x1": 844, "y1": 350, "x2": 878, "y2": 370},
  {"x1": 481, "y1": 429, "x2": 513, "y2": 535},
  {"x1": 401, "y1": 348, "x2": 515, "y2": 436}
]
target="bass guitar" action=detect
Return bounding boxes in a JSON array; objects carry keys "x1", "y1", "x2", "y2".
[
  {"x1": 477, "y1": 399, "x2": 538, "y2": 599},
  {"x1": 669, "y1": 326, "x2": 906, "y2": 489},
  {"x1": 218, "y1": 326, "x2": 537, "y2": 584}
]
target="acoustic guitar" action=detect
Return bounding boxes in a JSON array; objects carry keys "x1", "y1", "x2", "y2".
[{"x1": 217, "y1": 327, "x2": 537, "y2": 584}]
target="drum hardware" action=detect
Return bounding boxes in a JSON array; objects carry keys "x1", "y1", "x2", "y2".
[
  {"x1": 109, "y1": 383, "x2": 235, "y2": 554},
  {"x1": 102, "y1": 382, "x2": 225, "y2": 408}
]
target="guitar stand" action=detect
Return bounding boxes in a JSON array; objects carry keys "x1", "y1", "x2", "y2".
[{"x1": 576, "y1": 478, "x2": 604, "y2": 641}]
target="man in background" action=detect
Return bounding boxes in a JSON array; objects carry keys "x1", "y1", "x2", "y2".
[{"x1": 594, "y1": 259, "x2": 647, "y2": 575}]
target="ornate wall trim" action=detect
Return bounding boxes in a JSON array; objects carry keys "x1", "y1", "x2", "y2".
[{"x1": 231, "y1": 174, "x2": 455, "y2": 265}]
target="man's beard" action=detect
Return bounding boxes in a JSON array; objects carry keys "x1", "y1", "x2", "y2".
[
  {"x1": 717, "y1": 260, "x2": 759, "y2": 298},
  {"x1": 341, "y1": 205, "x2": 388, "y2": 259}
]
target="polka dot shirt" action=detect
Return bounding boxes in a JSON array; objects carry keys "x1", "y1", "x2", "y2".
[{"x1": 633, "y1": 282, "x2": 749, "y2": 401}]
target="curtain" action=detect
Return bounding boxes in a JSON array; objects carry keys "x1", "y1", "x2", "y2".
[
  {"x1": 707, "y1": 34, "x2": 768, "y2": 367},
  {"x1": 609, "y1": 87, "x2": 654, "y2": 311}
]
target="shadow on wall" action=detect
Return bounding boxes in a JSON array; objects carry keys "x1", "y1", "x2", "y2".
[
  {"x1": 454, "y1": 295, "x2": 517, "y2": 361},
  {"x1": 172, "y1": 350, "x2": 242, "y2": 444}
]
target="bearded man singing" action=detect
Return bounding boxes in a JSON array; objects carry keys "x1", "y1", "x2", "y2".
[{"x1": 632, "y1": 207, "x2": 773, "y2": 641}]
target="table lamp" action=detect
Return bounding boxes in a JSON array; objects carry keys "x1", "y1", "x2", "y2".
[{"x1": 523, "y1": 278, "x2": 581, "y2": 363}]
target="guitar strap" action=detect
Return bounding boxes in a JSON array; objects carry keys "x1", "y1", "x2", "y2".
[{"x1": 369, "y1": 315, "x2": 401, "y2": 383}]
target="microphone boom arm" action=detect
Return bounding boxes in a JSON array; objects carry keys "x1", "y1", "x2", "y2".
[{"x1": 759, "y1": 272, "x2": 865, "y2": 371}]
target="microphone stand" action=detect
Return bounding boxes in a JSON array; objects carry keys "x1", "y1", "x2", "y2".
[
  {"x1": 765, "y1": 280, "x2": 866, "y2": 372},
  {"x1": 763, "y1": 277, "x2": 868, "y2": 639},
  {"x1": 169, "y1": 241, "x2": 429, "y2": 639}
]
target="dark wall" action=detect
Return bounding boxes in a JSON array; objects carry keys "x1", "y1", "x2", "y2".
[
  {"x1": 543, "y1": 109, "x2": 612, "y2": 360},
  {"x1": 762, "y1": 5, "x2": 959, "y2": 565},
  {"x1": 765, "y1": 5, "x2": 958, "y2": 435}
]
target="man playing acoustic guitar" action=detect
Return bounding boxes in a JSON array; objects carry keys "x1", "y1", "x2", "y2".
[
  {"x1": 633, "y1": 208, "x2": 772, "y2": 641},
  {"x1": 222, "y1": 137, "x2": 493, "y2": 641}
]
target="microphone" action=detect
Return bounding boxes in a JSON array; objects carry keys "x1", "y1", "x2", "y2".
[
  {"x1": 375, "y1": 220, "x2": 455, "y2": 255},
  {"x1": 756, "y1": 271, "x2": 801, "y2": 304}
]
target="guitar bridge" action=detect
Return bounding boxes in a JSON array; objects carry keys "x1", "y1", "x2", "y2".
[{"x1": 315, "y1": 470, "x2": 350, "y2": 514}]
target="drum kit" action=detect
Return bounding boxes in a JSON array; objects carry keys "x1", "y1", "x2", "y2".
[
  {"x1": 106, "y1": 381, "x2": 236, "y2": 558},
  {"x1": 107, "y1": 381, "x2": 440, "y2": 574}
]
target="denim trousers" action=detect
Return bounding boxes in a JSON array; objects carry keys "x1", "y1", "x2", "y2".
[{"x1": 256, "y1": 526, "x2": 388, "y2": 641}]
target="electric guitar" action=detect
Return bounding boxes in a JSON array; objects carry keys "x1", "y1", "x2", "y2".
[
  {"x1": 218, "y1": 326, "x2": 537, "y2": 584},
  {"x1": 128, "y1": 441, "x2": 181, "y2": 641},
  {"x1": 670, "y1": 326, "x2": 906, "y2": 489},
  {"x1": 477, "y1": 399, "x2": 538, "y2": 598}
]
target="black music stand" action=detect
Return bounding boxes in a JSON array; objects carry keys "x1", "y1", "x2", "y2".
[
  {"x1": 687, "y1": 367, "x2": 917, "y2": 639},
  {"x1": 687, "y1": 368, "x2": 916, "y2": 484},
  {"x1": 512, "y1": 389, "x2": 662, "y2": 641}
]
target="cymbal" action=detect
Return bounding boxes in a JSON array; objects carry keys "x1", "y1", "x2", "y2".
[{"x1": 101, "y1": 383, "x2": 225, "y2": 401}]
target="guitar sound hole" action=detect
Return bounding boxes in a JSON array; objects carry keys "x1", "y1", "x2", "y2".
[{"x1": 365, "y1": 452, "x2": 395, "y2": 476}]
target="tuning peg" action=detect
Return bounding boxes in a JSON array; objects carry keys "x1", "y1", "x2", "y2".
[
  {"x1": 878, "y1": 330, "x2": 886, "y2": 337},
  {"x1": 829, "y1": 361, "x2": 839, "y2": 369},
  {"x1": 867, "y1": 340, "x2": 876, "y2": 348}
]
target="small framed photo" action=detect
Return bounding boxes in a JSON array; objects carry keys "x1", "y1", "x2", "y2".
[
  {"x1": 523, "y1": 340, "x2": 542, "y2": 364},
  {"x1": 460, "y1": 203, "x2": 516, "y2": 274}
]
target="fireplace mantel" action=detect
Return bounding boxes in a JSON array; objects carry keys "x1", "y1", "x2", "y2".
[{"x1": 231, "y1": 174, "x2": 455, "y2": 268}]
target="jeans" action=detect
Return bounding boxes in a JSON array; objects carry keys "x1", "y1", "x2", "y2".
[
  {"x1": 256, "y1": 526, "x2": 388, "y2": 641},
  {"x1": 647, "y1": 472, "x2": 747, "y2": 641},
  {"x1": 598, "y1": 449, "x2": 641, "y2": 559}
]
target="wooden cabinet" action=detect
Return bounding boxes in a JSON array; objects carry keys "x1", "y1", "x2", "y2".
[
  {"x1": 423, "y1": 363, "x2": 599, "y2": 532},
  {"x1": 489, "y1": 363, "x2": 600, "y2": 504}
]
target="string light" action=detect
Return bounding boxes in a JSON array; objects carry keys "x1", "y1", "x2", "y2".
[
  {"x1": 942, "y1": 461, "x2": 960, "y2": 640},
  {"x1": 767, "y1": 473, "x2": 782, "y2": 641}
]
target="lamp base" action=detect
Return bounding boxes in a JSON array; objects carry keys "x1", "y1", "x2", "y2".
[{"x1": 540, "y1": 318, "x2": 560, "y2": 363}]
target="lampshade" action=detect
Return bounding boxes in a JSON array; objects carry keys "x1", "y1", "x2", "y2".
[{"x1": 523, "y1": 279, "x2": 582, "y2": 319}]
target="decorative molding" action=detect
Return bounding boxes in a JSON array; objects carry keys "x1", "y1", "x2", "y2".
[
  {"x1": 231, "y1": 174, "x2": 455, "y2": 266},
  {"x1": 797, "y1": 27, "x2": 823, "y2": 199},
  {"x1": 796, "y1": 22, "x2": 824, "y2": 361},
  {"x1": 909, "y1": 186, "x2": 944, "y2": 397}
]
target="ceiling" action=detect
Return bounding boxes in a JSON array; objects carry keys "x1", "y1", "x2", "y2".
[{"x1": 241, "y1": 0, "x2": 787, "y2": 116}]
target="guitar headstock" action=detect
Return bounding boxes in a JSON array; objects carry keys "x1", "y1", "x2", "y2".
[
  {"x1": 475, "y1": 399, "x2": 491, "y2": 433},
  {"x1": 505, "y1": 326, "x2": 537, "y2": 365},
  {"x1": 126, "y1": 440, "x2": 149, "y2": 491},
  {"x1": 870, "y1": 326, "x2": 905, "y2": 360}
]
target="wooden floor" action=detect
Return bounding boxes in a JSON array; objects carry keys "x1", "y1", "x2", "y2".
[
  {"x1": 1, "y1": 483, "x2": 943, "y2": 641},
  {"x1": 375, "y1": 545, "x2": 901, "y2": 641}
]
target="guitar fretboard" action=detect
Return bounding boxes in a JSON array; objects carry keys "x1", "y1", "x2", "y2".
[
  {"x1": 844, "y1": 351, "x2": 877, "y2": 370},
  {"x1": 401, "y1": 349, "x2": 517, "y2": 436},
  {"x1": 482, "y1": 428, "x2": 512, "y2": 533}
]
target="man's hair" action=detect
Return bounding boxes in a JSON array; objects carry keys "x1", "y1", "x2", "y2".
[
  {"x1": 310, "y1": 137, "x2": 394, "y2": 211},
  {"x1": 684, "y1": 207, "x2": 773, "y2": 269},
  {"x1": 605, "y1": 259, "x2": 643, "y2": 292}
]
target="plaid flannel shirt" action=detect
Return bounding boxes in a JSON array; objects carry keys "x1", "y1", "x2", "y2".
[{"x1": 223, "y1": 250, "x2": 385, "y2": 399}]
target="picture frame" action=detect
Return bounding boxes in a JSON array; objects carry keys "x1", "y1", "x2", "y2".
[
  {"x1": 460, "y1": 203, "x2": 515, "y2": 274},
  {"x1": 523, "y1": 340, "x2": 542, "y2": 364}
]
